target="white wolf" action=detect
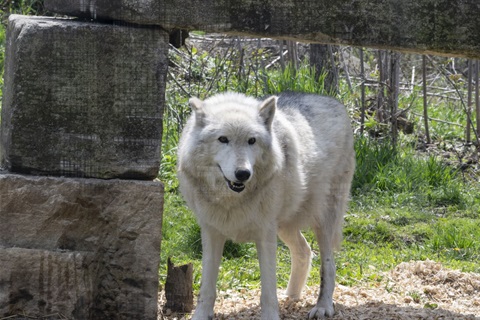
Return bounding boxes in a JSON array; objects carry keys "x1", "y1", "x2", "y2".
[{"x1": 177, "y1": 92, "x2": 355, "y2": 319}]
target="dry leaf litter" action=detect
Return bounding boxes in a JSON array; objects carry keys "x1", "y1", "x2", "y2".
[{"x1": 159, "y1": 260, "x2": 480, "y2": 319}]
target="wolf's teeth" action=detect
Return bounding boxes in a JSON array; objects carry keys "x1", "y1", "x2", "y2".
[{"x1": 226, "y1": 180, "x2": 245, "y2": 192}]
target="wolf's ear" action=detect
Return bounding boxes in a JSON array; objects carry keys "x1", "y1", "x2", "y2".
[
  {"x1": 189, "y1": 97, "x2": 206, "y2": 126},
  {"x1": 259, "y1": 96, "x2": 277, "y2": 129}
]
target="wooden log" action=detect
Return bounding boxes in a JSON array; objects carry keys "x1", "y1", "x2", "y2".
[{"x1": 164, "y1": 258, "x2": 194, "y2": 314}]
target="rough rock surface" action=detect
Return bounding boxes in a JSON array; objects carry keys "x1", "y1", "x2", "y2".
[
  {"x1": 0, "y1": 15, "x2": 168, "y2": 179},
  {"x1": 0, "y1": 172, "x2": 164, "y2": 319},
  {"x1": 45, "y1": 0, "x2": 480, "y2": 58},
  {"x1": 1, "y1": 248, "x2": 95, "y2": 319}
]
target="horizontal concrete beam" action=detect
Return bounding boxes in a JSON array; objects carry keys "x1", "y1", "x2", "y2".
[{"x1": 45, "y1": 0, "x2": 480, "y2": 58}]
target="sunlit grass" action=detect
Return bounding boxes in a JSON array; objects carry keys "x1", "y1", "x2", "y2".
[
  {"x1": 159, "y1": 133, "x2": 480, "y2": 294},
  {"x1": 158, "y1": 51, "x2": 480, "y2": 294}
]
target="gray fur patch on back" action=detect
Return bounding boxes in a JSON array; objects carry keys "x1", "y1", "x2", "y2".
[{"x1": 276, "y1": 92, "x2": 344, "y2": 121}]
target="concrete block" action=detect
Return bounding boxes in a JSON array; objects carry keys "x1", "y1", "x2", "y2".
[
  {"x1": 0, "y1": 15, "x2": 168, "y2": 179},
  {"x1": 0, "y1": 172, "x2": 164, "y2": 319},
  {"x1": 44, "y1": 0, "x2": 480, "y2": 59}
]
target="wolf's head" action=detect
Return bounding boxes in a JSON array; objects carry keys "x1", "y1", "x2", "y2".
[{"x1": 185, "y1": 93, "x2": 278, "y2": 194}]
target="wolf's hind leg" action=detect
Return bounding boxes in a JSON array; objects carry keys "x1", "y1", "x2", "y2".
[{"x1": 278, "y1": 228, "x2": 312, "y2": 299}]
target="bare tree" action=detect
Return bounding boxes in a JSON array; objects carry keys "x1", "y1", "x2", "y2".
[
  {"x1": 359, "y1": 48, "x2": 366, "y2": 134},
  {"x1": 286, "y1": 40, "x2": 299, "y2": 69},
  {"x1": 390, "y1": 52, "x2": 401, "y2": 146},
  {"x1": 309, "y1": 44, "x2": 338, "y2": 94},
  {"x1": 476, "y1": 60, "x2": 480, "y2": 143},
  {"x1": 422, "y1": 55, "x2": 431, "y2": 144},
  {"x1": 377, "y1": 50, "x2": 388, "y2": 123},
  {"x1": 467, "y1": 59, "x2": 473, "y2": 144}
]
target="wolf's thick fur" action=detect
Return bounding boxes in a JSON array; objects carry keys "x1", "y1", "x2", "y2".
[{"x1": 177, "y1": 92, "x2": 355, "y2": 319}]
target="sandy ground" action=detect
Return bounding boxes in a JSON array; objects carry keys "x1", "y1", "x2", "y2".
[{"x1": 159, "y1": 260, "x2": 480, "y2": 320}]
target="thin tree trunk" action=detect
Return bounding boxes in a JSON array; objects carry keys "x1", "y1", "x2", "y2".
[
  {"x1": 286, "y1": 40, "x2": 298, "y2": 69},
  {"x1": 279, "y1": 40, "x2": 285, "y2": 71},
  {"x1": 327, "y1": 45, "x2": 339, "y2": 94},
  {"x1": 309, "y1": 43, "x2": 337, "y2": 94},
  {"x1": 359, "y1": 48, "x2": 366, "y2": 134},
  {"x1": 339, "y1": 47, "x2": 354, "y2": 94},
  {"x1": 377, "y1": 50, "x2": 387, "y2": 123},
  {"x1": 467, "y1": 59, "x2": 473, "y2": 143},
  {"x1": 390, "y1": 51, "x2": 400, "y2": 146},
  {"x1": 236, "y1": 37, "x2": 244, "y2": 88},
  {"x1": 422, "y1": 55, "x2": 431, "y2": 144},
  {"x1": 257, "y1": 38, "x2": 268, "y2": 93},
  {"x1": 476, "y1": 60, "x2": 480, "y2": 144}
]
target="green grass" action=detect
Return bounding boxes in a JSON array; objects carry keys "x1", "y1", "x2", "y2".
[
  {"x1": 160, "y1": 135, "x2": 480, "y2": 293},
  {"x1": 159, "y1": 48, "x2": 480, "y2": 294},
  {"x1": 352, "y1": 136, "x2": 470, "y2": 210}
]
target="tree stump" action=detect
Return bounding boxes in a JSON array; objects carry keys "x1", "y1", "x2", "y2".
[{"x1": 164, "y1": 258, "x2": 194, "y2": 314}]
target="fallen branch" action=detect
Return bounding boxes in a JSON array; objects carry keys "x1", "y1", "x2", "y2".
[{"x1": 411, "y1": 111, "x2": 464, "y2": 127}]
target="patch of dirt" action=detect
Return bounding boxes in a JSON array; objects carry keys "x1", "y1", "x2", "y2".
[{"x1": 159, "y1": 260, "x2": 480, "y2": 319}]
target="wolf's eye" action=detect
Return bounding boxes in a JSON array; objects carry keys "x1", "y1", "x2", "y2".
[
  {"x1": 248, "y1": 138, "x2": 256, "y2": 145},
  {"x1": 218, "y1": 136, "x2": 229, "y2": 143}
]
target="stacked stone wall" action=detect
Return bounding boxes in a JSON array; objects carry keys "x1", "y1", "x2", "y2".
[{"x1": 0, "y1": 14, "x2": 167, "y2": 320}]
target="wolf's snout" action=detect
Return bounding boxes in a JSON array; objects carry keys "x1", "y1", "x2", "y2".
[
  {"x1": 235, "y1": 169, "x2": 251, "y2": 182},
  {"x1": 226, "y1": 168, "x2": 250, "y2": 193}
]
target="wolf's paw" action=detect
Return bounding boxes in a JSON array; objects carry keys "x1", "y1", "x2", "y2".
[
  {"x1": 191, "y1": 313, "x2": 213, "y2": 320},
  {"x1": 261, "y1": 307, "x2": 280, "y2": 320},
  {"x1": 261, "y1": 313, "x2": 280, "y2": 320},
  {"x1": 191, "y1": 314, "x2": 213, "y2": 320},
  {"x1": 191, "y1": 307, "x2": 214, "y2": 320},
  {"x1": 307, "y1": 303, "x2": 334, "y2": 319}
]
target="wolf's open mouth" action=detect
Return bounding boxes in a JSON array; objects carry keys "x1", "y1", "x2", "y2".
[
  {"x1": 218, "y1": 165, "x2": 246, "y2": 193},
  {"x1": 225, "y1": 179, "x2": 245, "y2": 193}
]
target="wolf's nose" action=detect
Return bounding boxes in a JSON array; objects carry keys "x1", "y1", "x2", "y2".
[{"x1": 235, "y1": 169, "x2": 251, "y2": 182}]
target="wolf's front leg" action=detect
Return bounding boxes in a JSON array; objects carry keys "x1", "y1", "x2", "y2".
[
  {"x1": 256, "y1": 233, "x2": 280, "y2": 320},
  {"x1": 308, "y1": 227, "x2": 336, "y2": 319},
  {"x1": 192, "y1": 226, "x2": 226, "y2": 320}
]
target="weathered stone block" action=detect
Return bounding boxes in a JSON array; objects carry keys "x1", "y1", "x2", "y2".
[
  {"x1": 0, "y1": 15, "x2": 168, "y2": 179},
  {"x1": 0, "y1": 248, "x2": 95, "y2": 319},
  {"x1": 0, "y1": 172, "x2": 164, "y2": 319},
  {"x1": 44, "y1": 0, "x2": 480, "y2": 59}
]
